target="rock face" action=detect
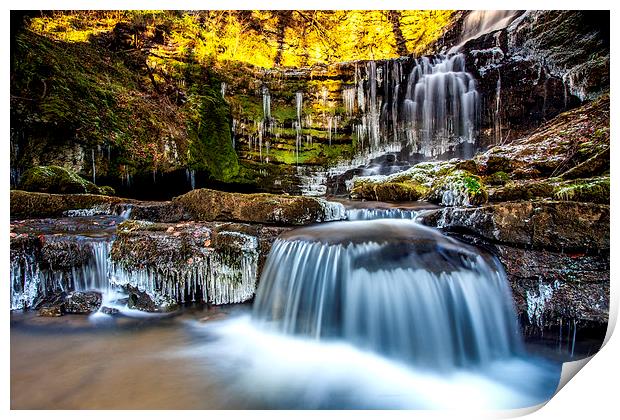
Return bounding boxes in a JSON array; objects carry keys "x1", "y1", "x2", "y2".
[
  {"x1": 174, "y1": 188, "x2": 346, "y2": 225},
  {"x1": 418, "y1": 201, "x2": 609, "y2": 333},
  {"x1": 459, "y1": 10, "x2": 609, "y2": 147},
  {"x1": 420, "y1": 201, "x2": 609, "y2": 253}
]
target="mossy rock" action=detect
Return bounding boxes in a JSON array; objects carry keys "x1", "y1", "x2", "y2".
[
  {"x1": 351, "y1": 181, "x2": 428, "y2": 202},
  {"x1": 18, "y1": 165, "x2": 115, "y2": 195},
  {"x1": 10, "y1": 190, "x2": 129, "y2": 219},
  {"x1": 19, "y1": 165, "x2": 98, "y2": 194},
  {"x1": 174, "y1": 188, "x2": 345, "y2": 225},
  {"x1": 554, "y1": 176, "x2": 609, "y2": 204},
  {"x1": 426, "y1": 170, "x2": 488, "y2": 206},
  {"x1": 485, "y1": 171, "x2": 511, "y2": 186},
  {"x1": 489, "y1": 180, "x2": 555, "y2": 202},
  {"x1": 98, "y1": 185, "x2": 116, "y2": 196}
]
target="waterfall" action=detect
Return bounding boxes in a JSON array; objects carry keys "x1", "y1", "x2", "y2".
[
  {"x1": 403, "y1": 54, "x2": 479, "y2": 157},
  {"x1": 186, "y1": 169, "x2": 196, "y2": 190},
  {"x1": 91, "y1": 148, "x2": 96, "y2": 184},
  {"x1": 221, "y1": 82, "x2": 227, "y2": 98},
  {"x1": 262, "y1": 86, "x2": 271, "y2": 120},
  {"x1": 10, "y1": 237, "x2": 113, "y2": 310},
  {"x1": 450, "y1": 10, "x2": 519, "y2": 52},
  {"x1": 346, "y1": 208, "x2": 418, "y2": 220},
  {"x1": 10, "y1": 223, "x2": 262, "y2": 311},
  {"x1": 192, "y1": 219, "x2": 560, "y2": 408},
  {"x1": 253, "y1": 220, "x2": 522, "y2": 369}
]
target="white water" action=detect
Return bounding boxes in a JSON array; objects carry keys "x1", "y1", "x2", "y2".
[
  {"x1": 346, "y1": 208, "x2": 418, "y2": 220},
  {"x1": 450, "y1": 10, "x2": 519, "y2": 53},
  {"x1": 189, "y1": 219, "x2": 561, "y2": 409},
  {"x1": 403, "y1": 54, "x2": 478, "y2": 157},
  {"x1": 10, "y1": 222, "x2": 263, "y2": 311}
]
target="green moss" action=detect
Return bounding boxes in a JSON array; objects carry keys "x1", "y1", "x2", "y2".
[
  {"x1": 427, "y1": 169, "x2": 488, "y2": 206},
  {"x1": 350, "y1": 180, "x2": 428, "y2": 202},
  {"x1": 485, "y1": 171, "x2": 510, "y2": 186},
  {"x1": 98, "y1": 185, "x2": 116, "y2": 196},
  {"x1": 19, "y1": 165, "x2": 100, "y2": 194},
  {"x1": 185, "y1": 67, "x2": 240, "y2": 183},
  {"x1": 271, "y1": 104, "x2": 297, "y2": 121},
  {"x1": 554, "y1": 177, "x2": 609, "y2": 204}
]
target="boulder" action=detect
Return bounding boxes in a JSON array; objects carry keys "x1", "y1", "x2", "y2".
[
  {"x1": 419, "y1": 201, "x2": 609, "y2": 252},
  {"x1": 126, "y1": 286, "x2": 178, "y2": 313},
  {"x1": 18, "y1": 165, "x2": 114, "y2": 195},
  {"x1": 174, "y1": 188, "x2": 346, "y2": 226},
  {"x1": 10, "y1": 190, "x2": 131, "y2": 219},
  {"x1": 63, "y1": 291, "x2": 103, "y2": 314}
]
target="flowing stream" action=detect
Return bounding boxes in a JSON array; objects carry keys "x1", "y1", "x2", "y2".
[
  {"x1": 11, "y1": 206, "x2": 565, "y2": 409},
  {"x1": 187, "y1": 216, "x2": 562, "y2": 409}
]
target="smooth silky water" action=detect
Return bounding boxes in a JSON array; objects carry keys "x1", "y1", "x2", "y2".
[{"x1": 185, "y1": 217, "x2": 562, "y2": 409}]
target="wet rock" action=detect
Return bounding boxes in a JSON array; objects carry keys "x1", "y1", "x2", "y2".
[
  {"x1": 38, "y1": 305, "x2": 63, "y2": 317},
  {"x1": 39, "y1": 236, "x2": 92, "y2": 270},
  {"x1": 111, "y1": 220, "x2": 289, "y2": 305},
  {"x1": 10, "y1": 190, "x2": 133, "y2": 219},
  {"x1": 127, "y1": 201, "x2": 189, "y2": 223},
  {"x1": 100, "y1": 306, "x2": 120, "y2": 315},
  {"x1": 426, "y1": 170, "x2": 488, "y2": 206},
  {"x1": 36, "y1": 292, "x2": 67, "y2": 317},
  {"x1": 174, "y1": 188, "x2": 345, "y2": 226},
  {"x1": 126, "y1": 286, "x2": 177, "y2": 313},
  {"x1": 419, "y1": 200, "x2": 609, "y2": 253},
  {"x1": 443, "y1": 230, "x2": 609, "y2": 335},
  {"x1": 64, "y1": 291, "x2": 102, "y2": 314}
]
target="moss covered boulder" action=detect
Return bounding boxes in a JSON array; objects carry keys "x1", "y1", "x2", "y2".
[
  {"x1": 350, "y1": 180, "x2": 428, "y2": 201},
  {"x1": 174, "y1": 188, "x2": 346, "y2": 225},
  {"x1": 426, "y1": 170, "x2": 488, "y2": 206},
  {"x1": 488, "y1": 176, "x2": 609, "y2": 204},
  {"x1": 19, "y1": 165, "x2": 115, "y2": 195},
  {"x1": 10, "y1": 190, "x2": 131, "y2": 219}
]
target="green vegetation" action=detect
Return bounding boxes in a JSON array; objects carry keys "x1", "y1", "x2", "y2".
[
  {"x1": 19, "y1": 165, "x2": 114, "y2": 195},
  {"x1": 554, "y1": 176, "x2": 610, "y2": 204},
  {"x1": 184, "y1": 66, "x2": 240, "y2": 181}
]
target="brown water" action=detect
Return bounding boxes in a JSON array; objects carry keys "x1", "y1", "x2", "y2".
[{"x1": 10, "y1": 305, "x2": 248, "y2": 409}]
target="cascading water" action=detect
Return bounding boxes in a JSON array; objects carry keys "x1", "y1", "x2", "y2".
[
  {"x1": 403, "y1": 54, "x2": 479, "y2": 157},
  {"x1": 295, "y1": 92, "x2": 303, "y2": 165},
  {"x1": 346, "y1": 208, "x2": 418, "y2": 220},
  {"x1": 192, "y1": 219, "x2": 561, "y2": 409},
  {"x1": 450, "y1": 10, "x2": 519, "y2": 53},
  {"x1": 10, "y1": 237, "x2": 113, "y2": 310},
  {"x1": 253, "y1": 221, "x2": 521, "y2": 368}
]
